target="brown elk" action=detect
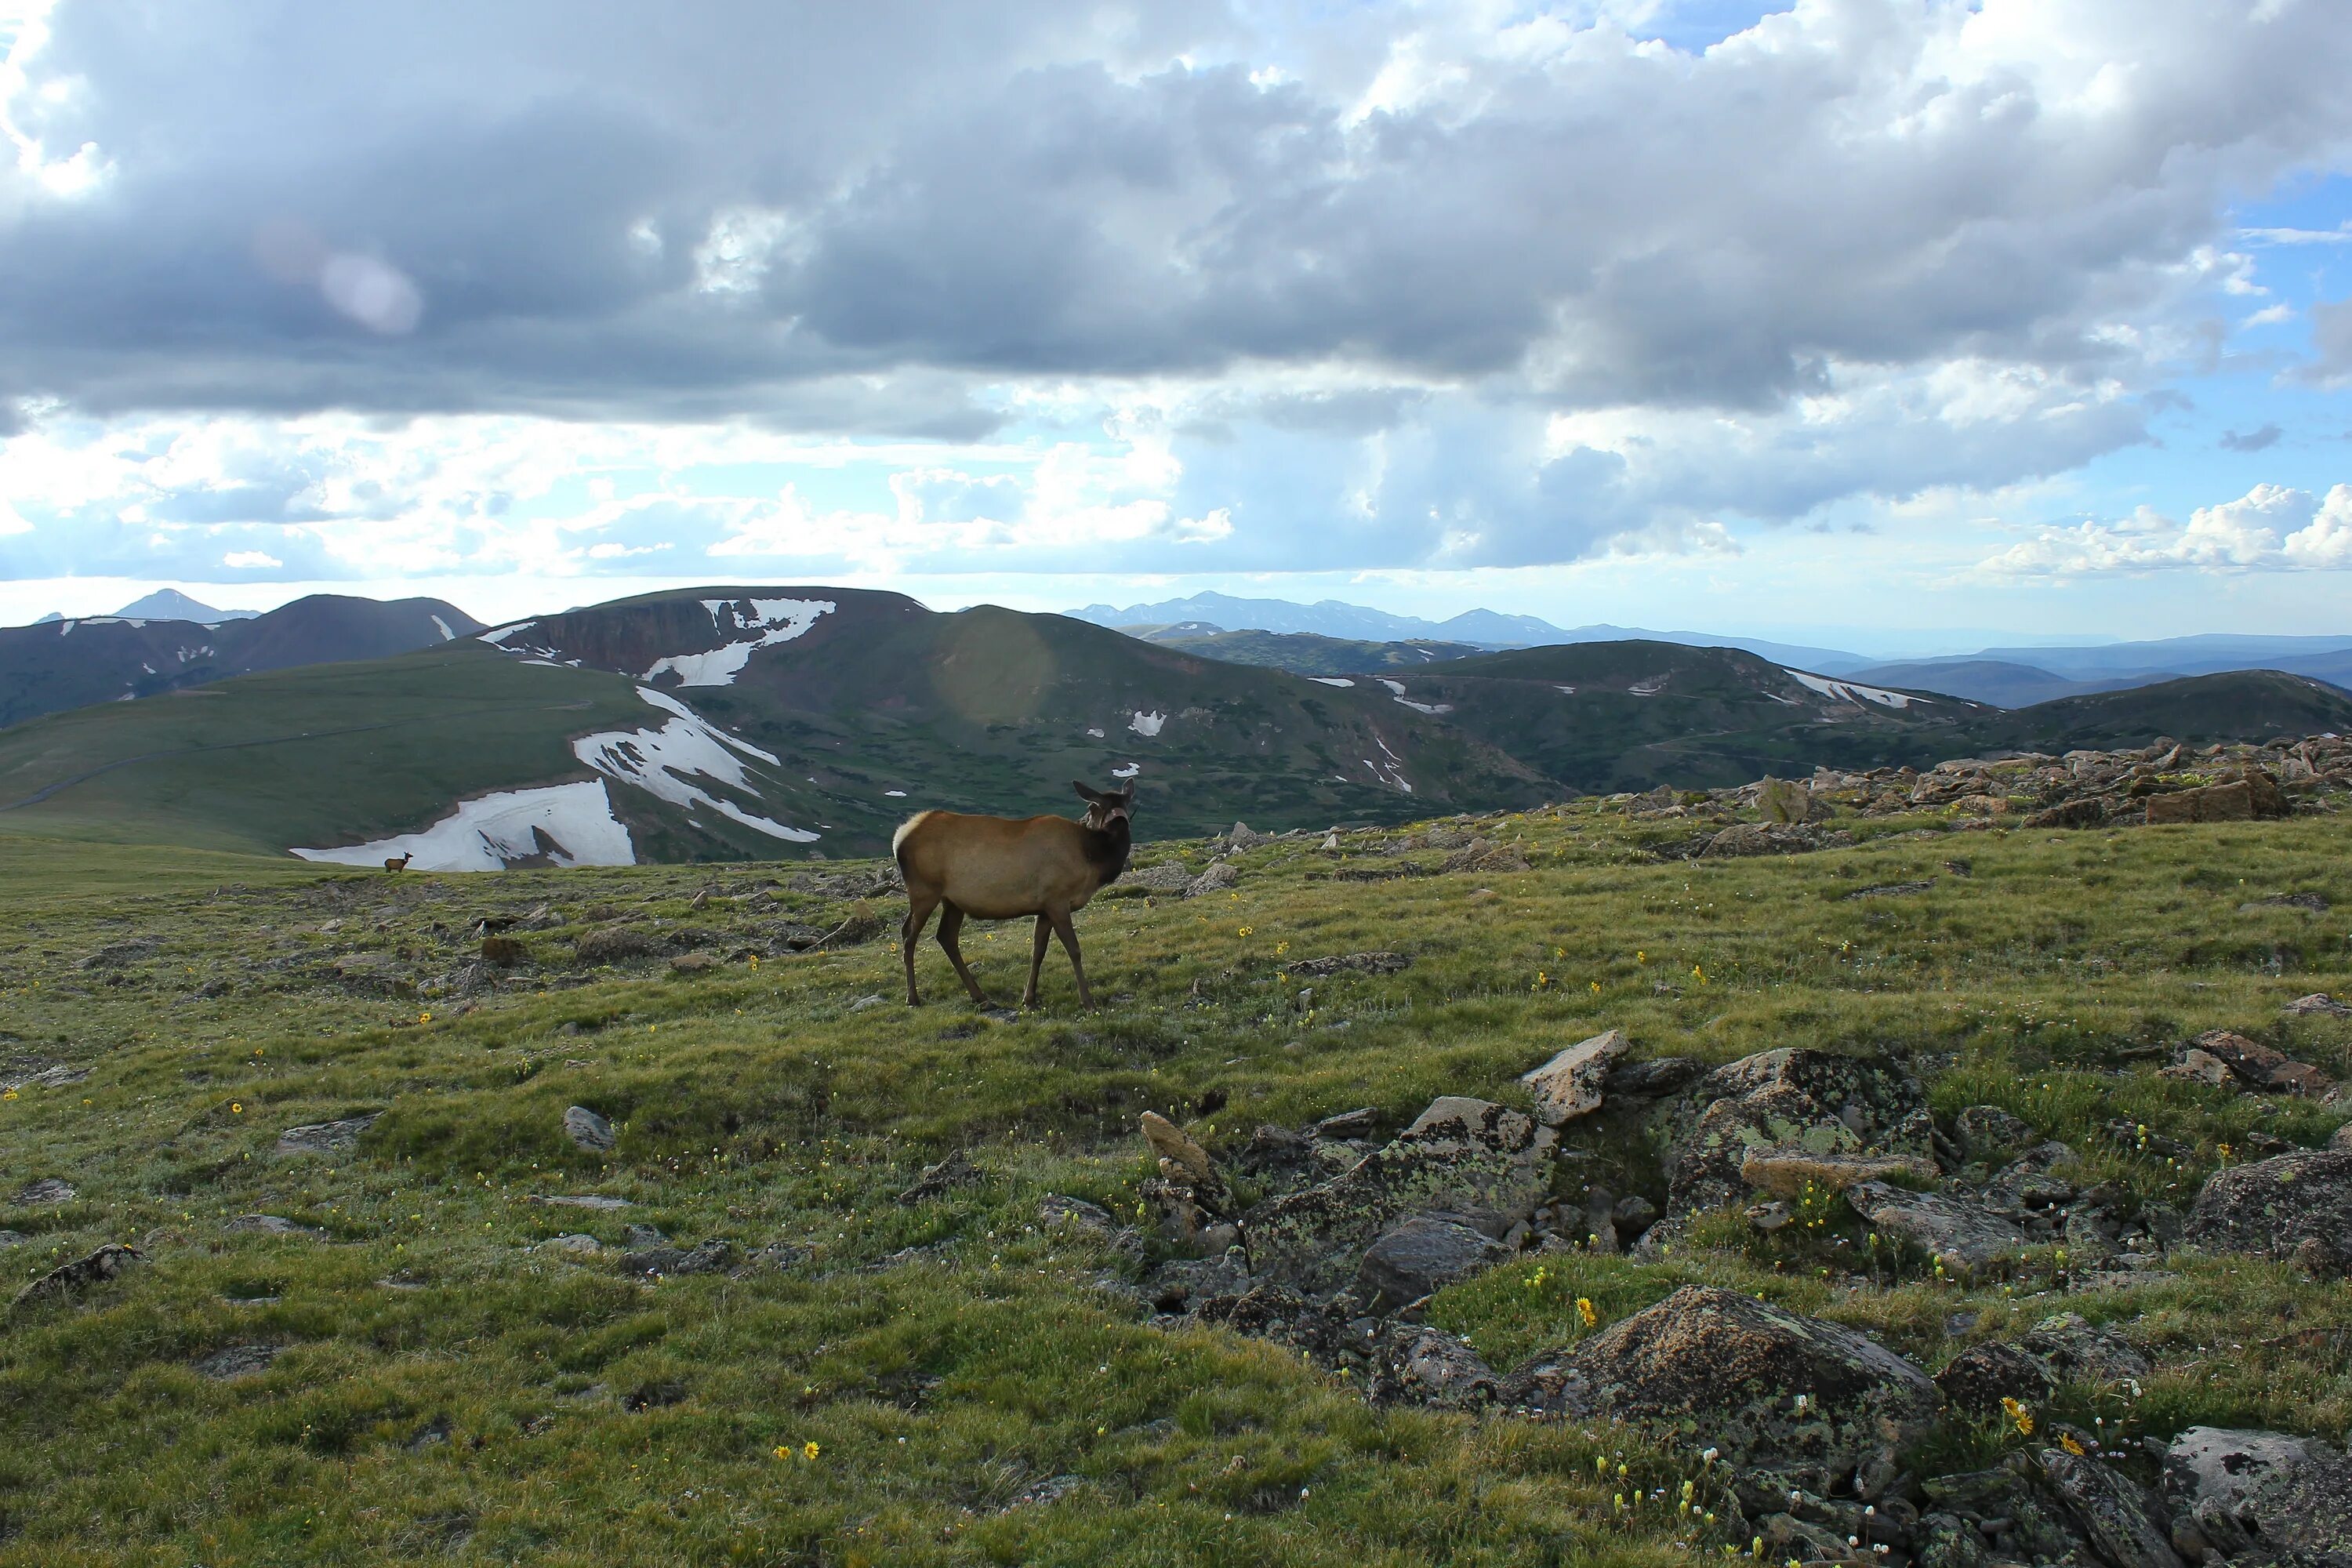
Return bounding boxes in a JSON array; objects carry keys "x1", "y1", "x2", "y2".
[
  {"x1": 383, "y1": 852, "x2": 414, "y2": 873},
  {"x1": 893, "y1": 781, "x2": 1134, "y2": 1009}
]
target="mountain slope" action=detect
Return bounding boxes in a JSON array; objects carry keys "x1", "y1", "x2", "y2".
[
  {"x1": 1848, "y1": 659, "x2": 2140, "y2": 709},
  {"x1": 111, "y1": 589, "x2": 257, "y2": 622},
  {"x1": 1140, "y1": 627, "x2": 1486, "y2": 675},
  {"x1": 1963, "y1": 670, "x2": 2352, "y2": 753},
  {"x1": 0, "y1": 593, "x2": 485, "y2": 729}
]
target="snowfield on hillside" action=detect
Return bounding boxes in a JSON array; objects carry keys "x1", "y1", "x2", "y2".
[
  {"x1": 571, "y1": 687, "x2": 818, "y2": 843},
  {"x1": 1129, "y1": 710, "x2": 1166, "y2": 737},
  {"x1": 1785, "y1": 669, "x2": 1928, "y2": 710},
  {"x1": 292, "y1": 781, "x2": 636, "y2": 871},
  {"x1": 644, "y1": 597, "x2": 836, "y2": 687}
]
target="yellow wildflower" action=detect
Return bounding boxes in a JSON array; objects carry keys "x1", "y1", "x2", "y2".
[
  {"x1": 802, "y1": 1440, "x2": 821, "y2": 1460},
  {"x1": 1576, "y1": 1297, "x2": 1599, "y2": 1329},
  {"x1": 2058, "y1": 1432, "x2": 2086, "y2": 1455},
  {"x1": 2002, "y1": 1396, "x2": 2034, "y2": 1437}
]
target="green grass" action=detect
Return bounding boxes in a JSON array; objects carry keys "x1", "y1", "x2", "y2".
[{"x1": 2, "y1": 800, "x2": 2349, "y2": 1564}]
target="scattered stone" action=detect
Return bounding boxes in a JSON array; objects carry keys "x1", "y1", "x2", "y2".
[
  {"x1": 1184, "y1": 861, "x2": 1239, "y2": 898},
  {"x1": 480, "y1": 935, "x2": 525, "y2": 966},
  {"x1": 275, "y1": 1114, "x2": 378, "y2": 1156},
  {"x1": 539, "y1": 1234, "x2": 604, "y2": 1254},
  {"x1": 78, "y1": 938, "x2": 159, "y2": 970},
  {"x1": 1287, "y1": 951, "x2": 1411, "y2": 978},
  {"x1": 2193, "y1": 1029, "x2": 2332, "y2": 1095},
  {"x1": 1934, "y1": 1341, "x2": 2056, "y2": 1415},
  {"x1": 1124, "y1": 863, "x2": 1193, "y2": 893},
  {"x1": 1740, "y1": 1149, "x2": 1938, "y2": 1197},
  {"x1": 1390, "y1": 1327, "x2": 1497, "y2": 1406},
  {"x1": 2164, "y1": 1427, "x2": 2352, "y2": 1564},
  {"x1": 668, "y1": 952, "x2": 717, "y2": 975},
  {"x1": 1660, "y1": 1048, "x2": 1933, "y2": 1221},
  {"x1": 563, "y1": 1105, "x2": 616, "y2": 1152},
  {"x1": 4, "y1": 1062, "x2": 89, "y2": 1091},
  {"x1": 9, "y1": 1243, "x2": 142, "y2": 1310},
  {"x1": 574, "y1": 926, "x2": 662, "y2": 964},
  {"x1": 1003, "y1": 1474, "x2": 1089, "y2": 1512},
  {"x1": 192, "y1": 1344, "x2": 281, "y2": 1380},
  {"x1": 1355, "y1": 1214, "x2": 1509, "y2": 1309},
  {"x1": 1143, "y1": 1248, "x2": 1253, "y2": 1313},
  {"x1": 2281, "y1": 992, "x2": 2351, "y2": 1018},
  {"x1": 531, "y1": 1194, "x2": 632, "y2": 1210},
  {"x1": 1846, "y1": 1181, "x2": 2031, "y2": 1274},
  {"x1": 619, "y1": 1239, "x2": 733, "y2": 1277},
  {"x1": 848, "y1": 993, "x2": 887, "y2": 1013},
  {"x1": 1518, "y1": 1029, "x2": 1624, "y2": 1125},
  {"x1": 13, "y1": 1178, "x2": 74, "y2": 1205},
  {"x1": 1847, "y1": 880, "x2": 1936, "y2": 899},
  {"x1": 224, "y1": 1214, "x2": 325, "y2": 1238},
  {"x1": 899, "y1": 1149, "x2": 983, "y2": 1203},
  {"x1": 2159, "y1": 1047, "x2": 2233, "y2": 1087},
  {"x1": 2183, "y1": 1149, "x2": 2352, "y2": 1276},
  {"x1": 2038, "y1": 1447, "x2": 2183, "y2": 1568},
  {"x1": 1036, "y1": 1194, "x2": 1140, "y2": 1262},
  {"x1": 1744, "y1": 1199, "x2": 1792, "y2": 1232},
  {"x1": 1954, "y1": 1105, "x2": 2036, "y2": 1156}
]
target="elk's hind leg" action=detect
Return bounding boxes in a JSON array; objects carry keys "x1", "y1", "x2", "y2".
[
  {"x1": 901, "y1": 890, "x2": 940, "y2": 1005},
  {"x1": 1022, "y1": 914, "x2": 1052, "y2": 1007},
  {"x1": 1048, "y1": 909, "x2": 1094, "y2": 1010},
  {"x1": 935, "y1": 902, "x2": 993, "y2": 1007}
]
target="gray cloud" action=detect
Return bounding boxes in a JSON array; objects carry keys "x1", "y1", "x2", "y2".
[{"x1": 2221, "y1": 423, "x2": 2284, "y2": 452}]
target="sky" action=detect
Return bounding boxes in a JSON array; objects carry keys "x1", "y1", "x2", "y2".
[{"x1": 2, "y1": 0, "x2": 2350, "y2": 656}]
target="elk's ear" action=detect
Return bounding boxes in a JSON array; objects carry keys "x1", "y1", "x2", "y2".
[{"x1": 1072, "y1": 779, "x2": 1102, "y2": 804}]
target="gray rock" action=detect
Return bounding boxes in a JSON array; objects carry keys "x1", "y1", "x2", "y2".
[
  {"x1": 1184, "y1": 861, "x2": 1239, "y2": 898},
  {"x1": 2163, "y1": 1426, "x2": 2352, "y2": 1563},
  {"x1": 2024, "y1": 1312, "x2": 2149, "y2": 1385},
  {"x1": 9, "y1": 1242, "x2": 143, "y2": 1309},
  {"x1": 1545, "y1": 1284, "x2": 1939, "y2": 1497},
  {"x1": 1287, "y1": 951, "x2": 1412, "y2": 978},
  {"x1": 13, "y1": 1178, "x2": 74, "y2": 1205},
  {"x1": 275, "y1": 1114, "x2": 379, "y2": 1156},
  {"x1": 1846, "y1": 1181, "x2": 2030, "y2": 1273},
  {"x1": 847, "y1": 993, "x2": 888, "y2": 1012},
  {"x1": 2282, "y1": 993, "x2": 2352, "y2": 1018},
  {"x1": 1038, "y1": 1195, "x2": 1143, "y2": 1265},
  {"x1": 1143, "y1": 1248, "x2": 1252, "y2": 1313},
  {"x1": 533, "y1": 1194, "x2": 632, "y2": 1210},
  {"x1": 1955, "y1": 1104, "x2": 2036, "y2": 1156},
  {"x1": 1602, "y1": 1056, "x2": 1705, "y2": 1099},
  {"x1": 1934, "y1": 1340, "x2": 2056, "y2": 1415},
  {"x1": 1519, "y1": 1029, "x2": 1624, "y2": 1125},
  {"x1": 899, "y1": 1148, "x2": 983, "y2": 1203},
  {"x1": 1661, "y1": 1048, "x2": 1932, "y2": 1221},
  {"x1": 539, "y1": 1234, "x2": 604, "y2": 1254},
  {"x1": 1741, "y1": 1149, "x2": 1937, "y2": 1196},
  {"x1": 1390, "y1": 1327, "x2": 1497, "y2": 1406},
  {"x1": 563, "y1": 1105, "x2": 616, "y2": 1152},
  {"x1": 618, "y1": 1239, "x2": 733, "y2": 1276},
  {"x1": 2039, "y1": 1448, "x2": 2183, "y2": 1568},
  {"x1": 1244, "y1": 1096, "x2": 1555, "y2": 1294},
  {"x1": 0, "y1": 1231, "x2": 26, "y2": 1248},
  {"x1": 2183, "y1": 1149, "x2": 2352, "y2": 1276},
  {"x1": 224, "y1": 1214, "x2": 325, "y2": 1237},
  {"x1": 1355, "y1": 1214, "x2": 1509, "y2": 1308},
  {"x1": 192, "y1": 1344, "x2": 281, "y2": 1380}
]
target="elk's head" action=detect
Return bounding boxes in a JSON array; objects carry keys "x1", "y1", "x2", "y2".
[{"x1": 1073, "y1": 779, "x2": 1136, "y2": 831}]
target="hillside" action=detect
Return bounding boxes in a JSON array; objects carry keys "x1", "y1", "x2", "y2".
[
  {"x1": 1848, "y1": 659, "x2": 2132, "y2": 709},
  {"x1": 1963, "y1": 670, "x2": 2352, "y2": 753},
  {"x1": 2, "y1": 750, "x2": 2347, "y2": 1564},
  {"x1": 1138, "y1": 626, "x2": 1486, "y2": 676},
  {"x1": 0, "y1": 593, "x2": 484, "y2": 729}
]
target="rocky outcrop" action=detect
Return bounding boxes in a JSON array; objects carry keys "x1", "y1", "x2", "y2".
[
  {"x1": 1847, "y1": 1181, "x2": 2030, "y2": 1273},
  {"x1": 1354, "y1": 1215, "x2": 1508, "y2": 1310},
  {"x1": 2184, "y1": 1149, "x2": 2352, "y2": 1276},
  {"x1": 2164, "y1": 1427, "x2": 2352, "y2": 1563},
  {"x1": 1517, "y1": 1030, "x2": 1623, "y2": 1125},
  {"x1": 2039, "y1": 1447, "x2": 2185, "y2": 1568},
  {"x1": 1659, "y1": 1048, "x2": 1933, "y2": 1221},
  {"x1": 9, "y1": 1242, "x2": 143, "y2": 1310}
]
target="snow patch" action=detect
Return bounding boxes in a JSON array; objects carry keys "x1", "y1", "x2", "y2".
[
  {"x1": 644, "y1": 597, "x2": 835, "y2": 687},
  {"x1": 292, "y1": 782, "x2": 636, "y2": 872},
  {"x1": 140, "y1": 662, "x2": 155, "y2": 675},
  {"x1": 1129, "y1": 710, "x2": 1166, "y2": 737},
  {"x1": 1554, "y1": 684, "x2": 1577, "y2": 695},
  {"x1": 570, "y1": 687, "x2": 815, "y2": 842},
  {"x1": 1377, "y1": 678, "x2": 1404, "y2": 695},
  {"x1": 1309, "y1": 676, "x2": 1355, "y2": 688},
  {"x1": 884, "y1": 789, "x2": 907, "y2": 797},
  {"x1": 1394, "y1": 698, "x2": 1452, "y2": 714},
  {"x1": 58, "y1": 620, "x2": 73, "y2": 636},
  {"x1": 480, "y1": 621, "x2": 535, "y2": 644},
  {"x1": 430, "y1": 615, "x2": 456, "y2": 641},
  {"x1": 1110, "y1": 763, "x2": 1140, "y2": 779},
  {"x1": 1086, "y1": 727, "x2": 1105, "y2": 739},
  {"x1": 1784, "y1": 669, "x2": 1926, "y2": 710}
]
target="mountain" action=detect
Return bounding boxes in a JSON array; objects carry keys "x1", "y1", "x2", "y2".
[
  {"x1": 111, "y1": 588, "x2": 258, "y2": 622},
  {"x1": 1914, "y1": 632, "x2": 2352, "y2": 683},
  {"x1": 1961, "y1": 670, "x2": 2352, "y2": 753},
  {"x1": 1846, "y1": 659, "x2": 2142, "y2": 710},
  {"x1": 0, "y1": 593, "x2": 485, "y2": 729},
  {"x1": 1136, "y1": 626, "x2": 1486, "y2": 675},
  {"x1": 33, "y1": 612, "x2": 62, "y2": 625},
  {"x1": 0, "y1": 587, "x2": 1549, "y2": 866}
]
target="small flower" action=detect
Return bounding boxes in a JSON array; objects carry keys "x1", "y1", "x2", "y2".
[
  {"x1": 1635, "y1": 950, "x2": 1647, "y2": 964},
  {"x1": 2059, "y1": 1432, "x2": 2086, "y2": 1456},
  {"x1": 230, "y1": 1102, "x2": 244, "y2": 1114},
  {"x1": 802, "y1": 1440, "x2": 820, "y2": 1460},
  {"x1": 0, "y1": 1088, "x2": 15, "y2": 1102},
  {"x1": 1590, "y1": 980, "x2": 1602, "y2": 994},
  {"x1": 1576, "y1": 1297, "x2": 1599, "y2": 1329},
  {"x1": 2001, "y1": 1396, "x2": 2034, "y2": 1437},
  {"x1": 418, "y1": 1011, "x2": 432, "y2": 1024}
]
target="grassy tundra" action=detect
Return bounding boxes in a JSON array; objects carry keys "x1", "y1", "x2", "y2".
[{"x1": 0, "y1": 797, "x2": 2346, "y2": 1566}]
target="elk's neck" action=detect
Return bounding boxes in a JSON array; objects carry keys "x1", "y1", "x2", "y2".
[{"x1": 1085, "y1": 815, "x2": 1132, "y2": 884}]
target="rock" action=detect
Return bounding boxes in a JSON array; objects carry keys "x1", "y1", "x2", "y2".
[
  {"x1": 1518, "y1": 1029, "x2": 1624, "y2": 1125},
  {"x1": 1846, "y1": 1181, "x2": 2030, "y2": 1273},
  {"x1": 1288, "y1": 951, "x2": 1411, "y2": 977},
  {"x1": 899, "y1": 1149, "x2": 983, "y2": 1203},
  {"x1": 1124, "y1": 863, "x2": 1193, "y2": 893},
  {"x1": 2039, "y1": 1448, "x2": 2184, "y2": 1568},
  {"x1": 225, "y1": 1214, "x2": 325, "y2": 1237},
  {"x1": 619, "y1": 1239, "x2": 733, "y2": 1276},
  {"x1": 1184, "y1": 862, "x2": 1239, "y2": 898},
  {"x1": 848, "y1": 993, "x2": 887, "y2": 1012},
  {"x1": 622, "y1": 1224, "x2": 667, "y2": 1247},
  {"x1": 538, "y1": 1234, "x2": 604, "y2": 1254},
  {"x1": 13, "y1": 1178, "x2": 74, "y2": 1205},
  {"x1": 1548, "y1": 1285, "x2": 1939, "y2": 1497},
  {"x1": 574, "y1": 926, "x2": 662, "y2": 964},
  {"x1": 479, "y1": 935, "x2": 525, "y2": 966},
  {"x1": 2164, "y1": 1427, "x2": 2352, "y2": 1563},
  {"x1": 2334, "y1": 1123, "x2": 2352, "y2": 1153},
  {"x1": 1758, "y1": 776, "x2": 1814, "y2": 825},
  {"x1": 1139, "y1": 1112, "x2": 1222, "y2": 1192},
  {"x1": 79, "y1": 938, "x2": 160, "y2": 969},
  {"x1": 1924, "y1": 1467, "x2": 2100, "y2": 1565},
  {"x1": 563, "y1": 1105, "x2": 617, "y2": 1152},
  {"x1": 1611, "y1": 1194, "x2": 1658, "y2": 1236},
  {"x1": 668, "y1": 952, "x2": 717, "y2": 974},
  {"x1": 1355, "y1": 1214, "x2": 1509, "y2": 1309},
  {"x1": 1143, "y1": 1248, "x2": 1252, "y2": 1313},
  {"x1": 2160, "y1": 1047, "x2": 2234, "y2": 1087},
  {"x1": 1955, "y1": 1105, "x2": 2036, "y2": 1156},
  {"x1": 1934, "y1": 1341, "x2": 2056, "y2": 1415},
  {"x1": 1037, "y1": 1194, "x2": 1141, "y2": 1262},
  {"x1": 2021, "y1": 798, "x2": 2107, "y2": 829},
  {"x1": 1740, "y1": 1149, "x2": 1939, "y2": 1197},
  {"x1": 2183, "y1": 1149, "x2": 2352, "y2": 1276},
  {"x1": 1002, "y1": 1473, "x2": 1089, "y2": 1512},
  {"x1": 2243, "y1": 893, "x2": 2330, "y2": 913},
  {"x1": 531, "y1": 1194, "x2": 631, "y2": 1210},
  {"x1": 1390, "y1": 1327, "x2": 1497, "y2": 1406},
  {"x1": 2283, "y1": 992, "x2": 2352, "y2": 1018},
  {"x1": 9, "y1": 1242, "x2": 143, "y2": 1308},
  {"x1": 2146, "y1": 779, "x2": 2263, "y2": 823},
  {"x1": 2194, "y1": 1029, "x2": 2332, "y2": 1095},
  {"x1": 275, "y1": 1114, "x2": 378, "y2": 1156},
  {"x1": 1602, "y1": 1056, "x2": 1704, "y2": 1098},
  {"x1": 2023, "y1": 1312, "x2": 2150, "y2": 1384},
  {"x1": 1745, "y1": 1200, "x2": 1793, "y2": 1232},
  {"x1": 192, "y1": 1344, "x2": 281, "y2": 1380},
  {"x1": 1661, "y1": 1048, "x2": 1933, "y2": 1221},
  {"x1": 0, "y1": 1232, "x2": 26, "y2": 1247},
  {"x1": 1245, "y1": 1096, "x2": 1555, "y2": 1294}
]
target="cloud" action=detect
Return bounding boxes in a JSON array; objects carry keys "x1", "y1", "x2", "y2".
[
  {"x1": 2220, "y1": 423, "x2": 2283, "y2": 452},
  {"x1": 1981, "y1": 482, "x2": 2352, "y2": 576},
  {"x1": 223, "y1": 550, "x2": 282, "y2": 569}
]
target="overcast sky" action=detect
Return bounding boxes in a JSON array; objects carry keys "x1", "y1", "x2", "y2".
[{"x1": 2, "y1": 0, "x2": 2350, "y2": 651}]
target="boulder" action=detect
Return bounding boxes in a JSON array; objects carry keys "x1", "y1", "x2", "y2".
[
  {"x1": 2281, "y1": 993, "x2": 2351, "y2": 1018},
  {"x1": 2023, "y1": 1312, "x2": 2150, "y2": 1384},
  {"x1": 1355, "y1": 1215, "x2": 1509, "y2": 1308},
  {"x1": 224, "y1": 1214, "x2": 325, "y2": 1237},
  {"x1": 275, "y1": 1114, "x2": 378, "y2": 1156},
  {"x1": 2183, "y1": 1149, "x2": 2352, "y2": 1276},
  {"x1": 1934, "y1": 1340, "x2": 2056, "y2": 1415},
  {"x1": 14, "y1": 1178, "x2": 74, "y2": 1205},
  {"x1": 1661, "y1": 1048, "x2": 1933, "y2": 1221},
  {"x1": 9, "y1": 1242, "x2": 143, "y2": 1310},
  {"x1": 2194, "y1": 1029, "x2": 2332, "y2": 1095},
  {"x1": 618, "y1": 1239, "x2": 733, "y2": 1276},
  {"x1": 1604, "y1": 1056, "x2": 1705, "y2": 1099},
  {"x1": 1740, "y1": 1149, "x2": 1939, "y2": 1197},
  {"x1": 1549, "y1": 1285, "x2": 1938, "y2": 1497},
  {"x1": 1847, "y1": 1182, "x2": 2030, "y2": 1273},
  {"x1": 1954, "y1": 1105, "x2": 2036, "y2": 1157},
  {"x1": 1183, "y1": 862, "x2": 1239, "y2": 898},
  {"x1": 2164, "y1": 1427, "x2": 2352, "y2": 1563},
  {"x1": 898, "y1": 1149, "x2": 983, "y2": 1203},
  {"x1": 1518, "y1": 1030, "x2": 1624, "y2": 1124},
  {"x1": 2038, "y1": 1448, "x2": 2183, "y2": 1568},
  {"x1": 564, "y1": 1105, "x2": 617, "y2": 1152},
  {"x1": 1245, "y1": 1096, "x2": 1555, "y2": 1294},
  {"x1": 1389, "y1": 1327, "x2": 1497, "y2": 1406},
  {"x1": 2160, "y1": 1048, "x2": 2234, "y2": 1088}
]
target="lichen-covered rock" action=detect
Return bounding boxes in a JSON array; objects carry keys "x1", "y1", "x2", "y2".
[
  {"x1": 1245, "y1": 1097, "x2": 1555, "y2": 1294},
  {"x1": 1847, "y1": 1182, "x2": 2030, "y2": 1273},
  {"x1": 1354, "y1": 1214, "x2": 1508, "y2": 1309},
  {"x1": 1934, "y1": 1341, "x2": 2056, "y2": 1415},
  {"x1": 1661, "y1": 1049, "x2": 1933, "y2": 1221},
  {"x1": 1922, "y1": 1467, "x2": 2098, "y2": 1566},
  {"x1": 1548, "y1": 1284, "x2": 1939, "y2": 1496},
  {"x1": 2163, "y1": 1426, "x2": 2352, "y2": 1563},
  {"x1": 9, "y1": 1242, "x2": 143, "y2": 1310},
  {"x1": 1741, "y1": 1149, "x2": 1938, "y2": 1196},
  {"x1": 2038, "y1": 1449, "x2": 2183, "y2": 1568},
  {"x1": 563, "y1": 1105, "x2": 616, "y2": 1152},
  {"x1": 2023, "y1": 1312, "x2": 2149, "y2": 1385},
  {"x1": 1518, "y1": 1029, "x2": 1623, "y2": 1124},
  {"x1": 1388, "y1": 1327, "x2": 1497, "y2": 1407},
  {"x1": 1142, "y1": 1248, "x2": 1252, "y2": 1315},
  {"x1": 1953, "y1": 1105, "x2": 2036, "y2": 1158},
  {"x1": 275, "y1": 1114, "x2": 379, "y2": 1156},
  {"x1": 2183, "y1": 1149, "x2": 2352, "y2": 1276}
]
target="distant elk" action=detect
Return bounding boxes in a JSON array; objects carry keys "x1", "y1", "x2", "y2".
[
  {"x1": 383, "y1": 852, "x2": 414, "y2": 873},
  {"x1": 892, "y1": 781, "x2": 1134, "y2": 1009}
]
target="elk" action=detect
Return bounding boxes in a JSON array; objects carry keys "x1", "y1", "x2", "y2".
[
  {"x1": 893, "y1": 781, "x2": 1134, "y2": 1009},
  {"x1": 383, "y1": 852, "x2": 414, "y2": 873}
]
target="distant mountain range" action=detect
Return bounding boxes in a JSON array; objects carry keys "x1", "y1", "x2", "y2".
[
  {"x1": 9, "y1": 586, "x2": 2352, "y2": 868},
  {"x1": 0, "y1": 593, "x2": 482, "y2": 730}
]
